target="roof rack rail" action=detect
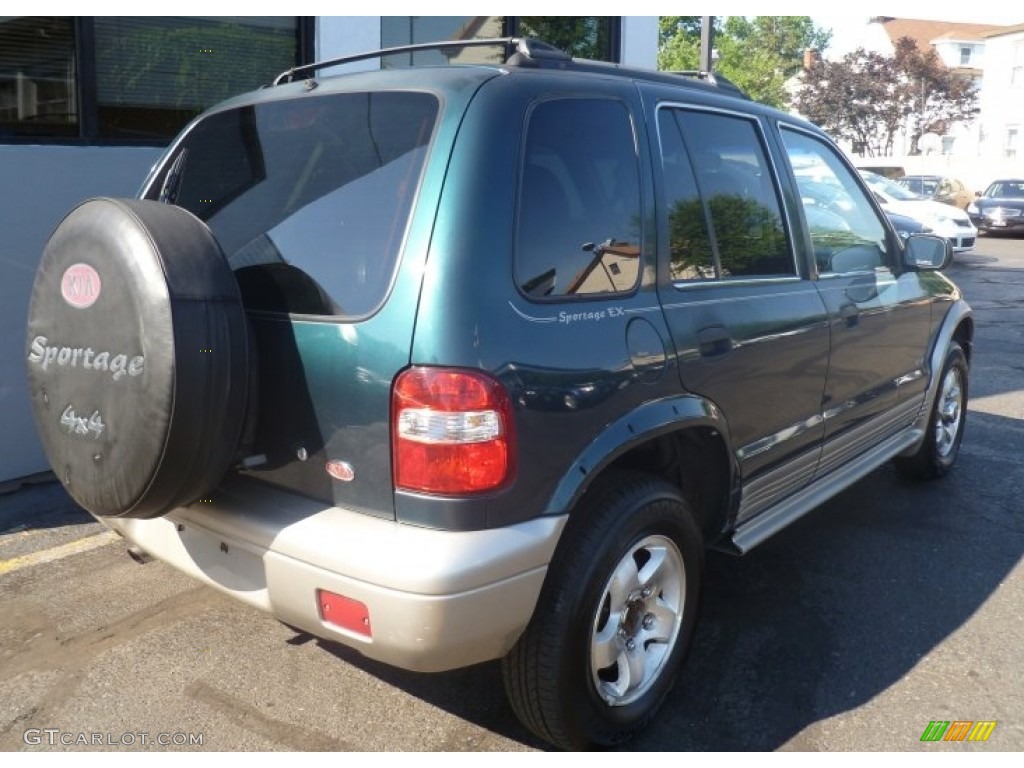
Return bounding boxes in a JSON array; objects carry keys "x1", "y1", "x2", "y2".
[
  {"x1": 272, "y1": 36, "x2": 750, "y2": 100},
  {"x1": 668, "y1": 70, "x2": 748, "y2": 99},
  {"x1": 273, "y1": 36, "x2": 570, "y2": 85}
]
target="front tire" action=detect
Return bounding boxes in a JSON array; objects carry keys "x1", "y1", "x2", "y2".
[
  {"x1": 502, "y1": 471, "x2": 703, "y2": 750},
  {"x1": 894, "y1": 342, "x2": 968, "y2": 480}
]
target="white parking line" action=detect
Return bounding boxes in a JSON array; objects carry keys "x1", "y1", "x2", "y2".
[{"x1": 0, "y1": 530, "x2": 121, "y2": 576}]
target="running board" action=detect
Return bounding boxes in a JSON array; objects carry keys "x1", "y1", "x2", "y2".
[{"x1": 726, "y1": 427, "x2": 924, "y2": 554}]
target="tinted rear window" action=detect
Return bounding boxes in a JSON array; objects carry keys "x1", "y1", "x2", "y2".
[{"x1": 146, "y1": 91, "x2": 438, "y2": 318}]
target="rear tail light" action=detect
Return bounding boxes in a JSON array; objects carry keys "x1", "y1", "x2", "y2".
[{"x1": 392, "y1": 367, "x2": 515, "y2": 494}]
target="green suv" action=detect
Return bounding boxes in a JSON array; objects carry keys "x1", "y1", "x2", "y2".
[{"x1": 26, "y1": 38, "x2": 972, "y2": 750}]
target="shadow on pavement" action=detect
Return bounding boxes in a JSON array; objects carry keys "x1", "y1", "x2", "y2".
[
  {"x1": 0, "y1": 476, "x2": 92, "y2": 534},
  {"x1": 635, "y1": 408, "x2": 1022, "y2": 750},
  {"x1": 314, "y1": 640, "x2": 548, "y2": 750}
]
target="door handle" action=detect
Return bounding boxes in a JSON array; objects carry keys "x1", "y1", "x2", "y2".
[
  {"x1": 697, "y1": 325, "x2": 732, "y2": 357},
  {"x1": 839, "y1": 303, "x2": 860, "y2": 328}
]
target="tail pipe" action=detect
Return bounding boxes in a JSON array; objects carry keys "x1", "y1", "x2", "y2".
[{"x1": 126, "y1": 545, "x2": 154, "y2": 565}]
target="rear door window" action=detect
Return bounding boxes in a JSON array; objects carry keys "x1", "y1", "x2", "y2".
[
  {"x1": 145, "y1": 91, "x2": 439, "y2": 318},
  {"x1": 658, "y1": 107, "x2": 794, "y2": 281}
]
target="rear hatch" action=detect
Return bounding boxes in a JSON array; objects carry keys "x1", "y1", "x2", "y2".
[{"x1": 140, "y1": 86, "x2": 442, "y2": 519}]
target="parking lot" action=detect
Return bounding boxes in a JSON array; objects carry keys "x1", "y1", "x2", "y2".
[{"x1": 2, "y1": 236, "x2": 1022, "y2": 752}]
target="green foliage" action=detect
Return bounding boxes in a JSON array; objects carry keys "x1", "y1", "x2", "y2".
[
  {"x1": 657, "y1": 16, "x2": 711, "y2": 72},
  {"x1": 724, "y1": 17, "x2": 831, "y2": 79},
  {"x1": 657, "y1": 16, "x2": 831, "y2": 108},
  {"x1": 659, "y1": 16, "x2": 707, "y2": 45},
  {"x1": 519, "y1": 17, "x2": 612, "y2": 60},
  {"x1": 657, "y1": 16, "x2": 712, "y2": 72}
]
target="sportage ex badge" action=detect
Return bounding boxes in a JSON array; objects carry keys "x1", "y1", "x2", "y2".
[{"x1": 61, "y1": 263, "x2": 101, "y2": 308}]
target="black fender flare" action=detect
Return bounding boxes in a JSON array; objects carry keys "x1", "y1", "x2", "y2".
[{"x1": 542, "y1": 393, "x2": 738, "y2": 520}]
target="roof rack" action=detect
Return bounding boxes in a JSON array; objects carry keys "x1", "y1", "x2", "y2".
[
  {"x1": 272, "y1": 36, "x2": 748, "y2": 100},
  {"x1": 666, "y1": 70, "x2": 748, "y2": 99},
  {"x1": 273, "y1": 37, "x2": 569, "y2": 86}
]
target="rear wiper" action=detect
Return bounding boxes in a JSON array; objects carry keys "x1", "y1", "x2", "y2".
[{"x1": 158, "y1": 149, "x2": 189, "y2": 204}]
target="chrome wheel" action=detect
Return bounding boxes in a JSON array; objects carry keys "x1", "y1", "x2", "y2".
[
  {"x1": 934, "y1": 366, "x2": 964, "y2": 459},
  {"x1": 590, "y1": 534, "x2": 685, "y2": 707}
]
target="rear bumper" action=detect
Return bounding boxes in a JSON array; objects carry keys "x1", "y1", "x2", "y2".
[
  {"x1": 103, "y1": 476, "x2": 565, "y2": 672},
  {"x1": 971, "y1": 216, "x2": 1024, "y2": 232}
]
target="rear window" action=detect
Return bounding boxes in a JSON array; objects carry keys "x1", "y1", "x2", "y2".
[{"x1": 145, "y1": 91, "x2": 439, "y2": 318}]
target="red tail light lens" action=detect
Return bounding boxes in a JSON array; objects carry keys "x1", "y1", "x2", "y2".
[{"x1": 392, "y1": 367, "x2": 515, "y2": 494}]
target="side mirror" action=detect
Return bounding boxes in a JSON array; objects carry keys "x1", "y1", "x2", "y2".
[{"x1": 903, "y1": 233, "x2": 953, "y2": 271}]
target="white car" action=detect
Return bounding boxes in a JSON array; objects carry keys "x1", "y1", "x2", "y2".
[{"x1": 859, "y1": 170, "x2": 977, "y2": 253}]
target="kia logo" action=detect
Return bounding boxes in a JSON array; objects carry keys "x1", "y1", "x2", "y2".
[{"x1": 61, "y1": 264, "x2": 102, "y2": 309}]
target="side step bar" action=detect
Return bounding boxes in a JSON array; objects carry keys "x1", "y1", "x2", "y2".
[{"x1": 726, "y1": 427, "x2": 924, "y2": 554}]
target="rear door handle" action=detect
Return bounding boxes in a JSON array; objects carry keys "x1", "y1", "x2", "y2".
[
  {"x1": 697, "y1": 325, "x2": 732, "y2": 357},
  {"x1": 839, "y1": 303, "x2": 860, "y2": 327}
]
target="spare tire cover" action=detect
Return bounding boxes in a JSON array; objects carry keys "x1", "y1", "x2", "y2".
[{"x1": 26, "y1": 198, "x2": 249, "y2": 518}]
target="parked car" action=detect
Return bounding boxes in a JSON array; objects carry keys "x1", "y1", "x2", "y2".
[
  {"x1": 967, "y1": 178, "x2": 1024, "y2": 234},
  {"x1": 886, "y1": 210, "x2": 935, "y2": 242},
  {"x1": 897, "y1": 174, "x2": 974, "y2": 210},
  {"x1": 25, "y1": 37, "x2": 972, "y2": 751},
  {"x1": 797, "y1": 175, "x2": 933, "y2": 244},
  {"x1": 860, "y1": 170, "x2": 977, "y2": 253},
  {"x1": 856, "y1": 164, "x2": 906, "y2": 180}
]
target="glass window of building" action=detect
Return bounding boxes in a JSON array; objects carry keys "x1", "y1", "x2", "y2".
[
  {"x1": 0, "y1": 17, "x2": 78, "y2": 137},
  {"x1": 1, "y1": 16, "x2": 303, "y2": 143},
  {"x1": 94, "y1": 17, "x2": 300, "y2": 140},
  {"x1": 380, "y1": 16, "x2": 618, "y2": 66}
]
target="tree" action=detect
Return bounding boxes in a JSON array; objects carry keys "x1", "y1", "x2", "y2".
[
  {"x1": 657, "y1": 16, "x2": 709, "y2": 74},
  {"x1": 892, "y1": 37, "x2": 979, "y2": 154},
  {"x1": 794, "y1": 49, "x2": 905, "y2": 156},
  {"x1": 794, "y1": 38, "x2": 979, "y2": 156},
  {"x1": 658, "y1": 16, "x2": 831, "y2": 108}
]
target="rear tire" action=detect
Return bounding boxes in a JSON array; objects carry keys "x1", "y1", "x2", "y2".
[
  {"x1": 894, "y1": 342, "x2": 968, "y2": 480},
  {"x1": 502, "y1": 470, "x2": 703, "y2": 750}
]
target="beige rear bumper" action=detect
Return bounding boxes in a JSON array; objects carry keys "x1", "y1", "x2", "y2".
[{"x1": 104, "y1": 476, "x2": 565, "y2": 672}]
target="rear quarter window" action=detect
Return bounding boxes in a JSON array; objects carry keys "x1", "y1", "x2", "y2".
[
  {"x1": 515, "y1": 98, "x2": 642, "y2": 299},
  {"x1": 145, "y1": 91, "x2": 439, "y2": 318}
]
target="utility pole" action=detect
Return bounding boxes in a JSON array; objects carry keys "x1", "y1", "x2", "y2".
[{"x1": 700, "y1": 16, "x2": 715, "y2": 73}]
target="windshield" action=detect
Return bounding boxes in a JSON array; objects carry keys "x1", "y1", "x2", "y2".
[
  {"x1": 861, "y1": 170, "x2": 924, "y2": 202},
  {"x1": 897, "y1": 177, "x2": 938, "y2": 196},
  {"x1": 985, "y1": 181, "x2": 1024, "y2": 198}
]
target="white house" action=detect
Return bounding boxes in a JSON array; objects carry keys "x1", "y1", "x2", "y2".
[{"x1": 975, "y1": 24, "x2": 1024, "y2": 165}]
